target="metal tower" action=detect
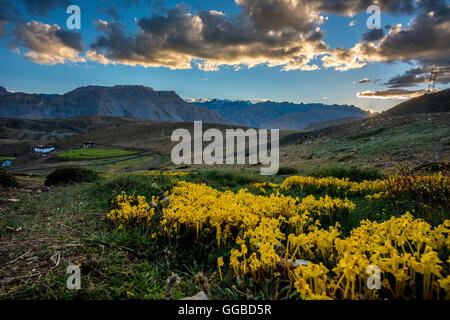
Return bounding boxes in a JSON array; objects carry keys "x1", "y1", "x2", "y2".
[{"x1": 428, "y1": 64, "x2": 450, "y2": 92}]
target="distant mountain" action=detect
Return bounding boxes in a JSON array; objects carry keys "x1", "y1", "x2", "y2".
[
  {"x1": 0, "y1": 85, "x2": 226, "y2": 124},
  {"x1": 305, "y1": 117, "x2": 362, "y2": 130},
  {"x1": 192, "y1": 99, "x2": 370, "y2": 129},
  {"x1": 0, "y1": 86, "x2": 9, "y2": 96},
  {"x1": 382, "y1": 88, "x2": 450, "y2": 116},
  {"x1": 261, "y1": 107, "x2": 370, "y2": 130}
]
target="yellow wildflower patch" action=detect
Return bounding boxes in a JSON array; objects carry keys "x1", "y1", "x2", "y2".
[{"x1": 105, "y1": 173, "x2": 450, "y2": 300}]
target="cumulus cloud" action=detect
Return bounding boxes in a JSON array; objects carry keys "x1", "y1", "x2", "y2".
[
  {"x1": 357, "y1": 88, "x2": 429, "y2": 99},
  {"x1": 87, "y1": 0, "x2": 442, "y2": 71},
  {"x1": 237, "y1": 0, "x2": 416, "y2": 24},
  {"x1": 322, "y1": 45, "x2": 370, "y2": 71},
  {"x1": 4, "y1": 0, "x2": 450, "y2": 81},
  {"x1": 11, "y1": 21, "x2": 85, "y2": 64},
  {"x1": 323, "y1": 1, "x2": 450, "y2": 71},
  {"x1": 360, "y1": 29, "x2": 384, "y2": 42},
  {"x1": 87, "y1": 5, "x2": 328, "y2": 71},
  {"x1": 235, "y1": 0, "x2": 320, "y2": 32}
]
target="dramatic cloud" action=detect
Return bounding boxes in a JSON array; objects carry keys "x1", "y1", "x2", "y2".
[
  {"x1": 324, "y1": 2, "x2": 450, "y2": 71},
  {"x1": 235, "y1": 0, "x2": 321, "y2": 32},
  {"x1": 322, "y1": 45, "x2": 369, "y2": 71},
  {"x1": 385, "y1": 66, "x2": 430, "y2": 88},
  {"x1": 237, "y1": 0, "x2": 417, "y2": 25},
  {"x1": 87, "y1": 0, "x2": 449, "y2": 71},
  {"x1": 357, "y1": 88, "x2": 429, "y2": 99},
  {"x1": 1, "y1": 0, "x2": 70, "y2": 37},
  {"x1": 386, "y1": 64, "x2": 450, "y2": 88},
  {"x1": 4, "y1": 0, "x2": 450, "y2": 83},
  {"x1": 360, "y1": 29, "x2": 384, "y2": 42},
  {"x1": 11, "y1": 21, "x2": 85, "y2": 64},
  {"x1": 87, "y1": 5, "x2": 328, "y2": 71}
]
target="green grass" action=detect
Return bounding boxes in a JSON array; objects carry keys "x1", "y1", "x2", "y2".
[
  {"x1": 276, "y1": 166, "x2": 299, "y2": 175},
  {"x1": 45, "y1": 168, "x2": 99, "y2": 186},
  {"x1": 0, "y1": 156, "x2": 16, "y2": 161},
  {"x1": 0, "y1": 167, "x2": 18, "y2": 187},
  {"x1": 0, "y1": 180, "x2": 207, "y2": 299},
  {"x1": 57, "y1": 149, "x2": 138, "y2": 160},
  {"x1": 305, "y1": 165, "x2": 384, "y2": 182}
]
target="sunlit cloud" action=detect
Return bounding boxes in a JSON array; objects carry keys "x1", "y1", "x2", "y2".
[
  {"x1": 11, "y1": 21, "x2": 85, "y2": 65},
  {"x1": 357, "y1": 88, "x2": 429, "y2": 99}
]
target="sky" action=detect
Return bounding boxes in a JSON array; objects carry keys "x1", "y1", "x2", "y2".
[{"x1": 0, "y1": 0, "x2": 449, "y2": 112}]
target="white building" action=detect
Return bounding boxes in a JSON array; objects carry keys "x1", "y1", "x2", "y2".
[{"x1": 34, "y1": 145, "x2": 55, "y2": 153}]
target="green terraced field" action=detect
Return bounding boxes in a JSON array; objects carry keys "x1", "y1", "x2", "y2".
[{"x1": 57, "y1": 148, "x2": 138, "y2": 160}]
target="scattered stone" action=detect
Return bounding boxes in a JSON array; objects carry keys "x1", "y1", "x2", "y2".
[
  {"x1": 181, "y1": 291, "x2": 209, "y2": 300},
  {"x1": 440, "y1": 136, "x2": 450, "y2": 144},
  {"x1": 278, "y1": 258, "x2": 310, "y2": 268},
  {"x1": 25, "y1": 256, "x2": 38, "y2": 263},
  {"x1": 151, "y1": 183, "x2": 163, "y2": 191},
  {"x1": 164, "y1": 273, "x2": 181, "y2": 298},
  {"x1": 8, "y1": 198, "x2": 20, "y2": 203}
]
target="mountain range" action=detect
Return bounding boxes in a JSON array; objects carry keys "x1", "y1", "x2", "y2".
[
  {"x1": 0, "y1": 85, "x2": 375, "y2": 130},
  {"x1": 0, "y1": 85, "x2": 226, "y2": 124},
  {"x1": 190, "y1": 99, "x2": 370, "y2": 129}
]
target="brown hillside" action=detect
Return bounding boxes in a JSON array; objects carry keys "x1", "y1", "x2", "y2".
[{"x1": 382, "y1": 88, "x2": 450, "y2": 116}]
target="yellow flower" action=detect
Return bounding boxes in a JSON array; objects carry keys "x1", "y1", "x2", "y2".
[{"x1": 217, "y1": 257, "x2": 224, "y2": 280}]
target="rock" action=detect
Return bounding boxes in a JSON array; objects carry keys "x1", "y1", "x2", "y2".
[
  {"x1": 181, "y1": 291, "x2": 209, "y2": 300},
  {"x1": 278, "y1": 258, "x2": 310, "y2": 268},
  {"x1": 151, "y1": 183, "x2": 163, "y2": 191},
  {"x1": 25, "y1": 256, "x2": 38, "y2": 263},
  {"x1": 8, "y1": 198, "x2": 20, "y2": 203},
  {"x1": 440, "y1": 136, "x2": 450, "y2": 144}
]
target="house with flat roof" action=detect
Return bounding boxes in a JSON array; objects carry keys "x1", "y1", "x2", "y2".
[
  {"x1": 34, "y1": 145, "x2": 55, "y2": 153},
  {"x1": 82, "y1": 141, "x2": 96, "y2": 149}
]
